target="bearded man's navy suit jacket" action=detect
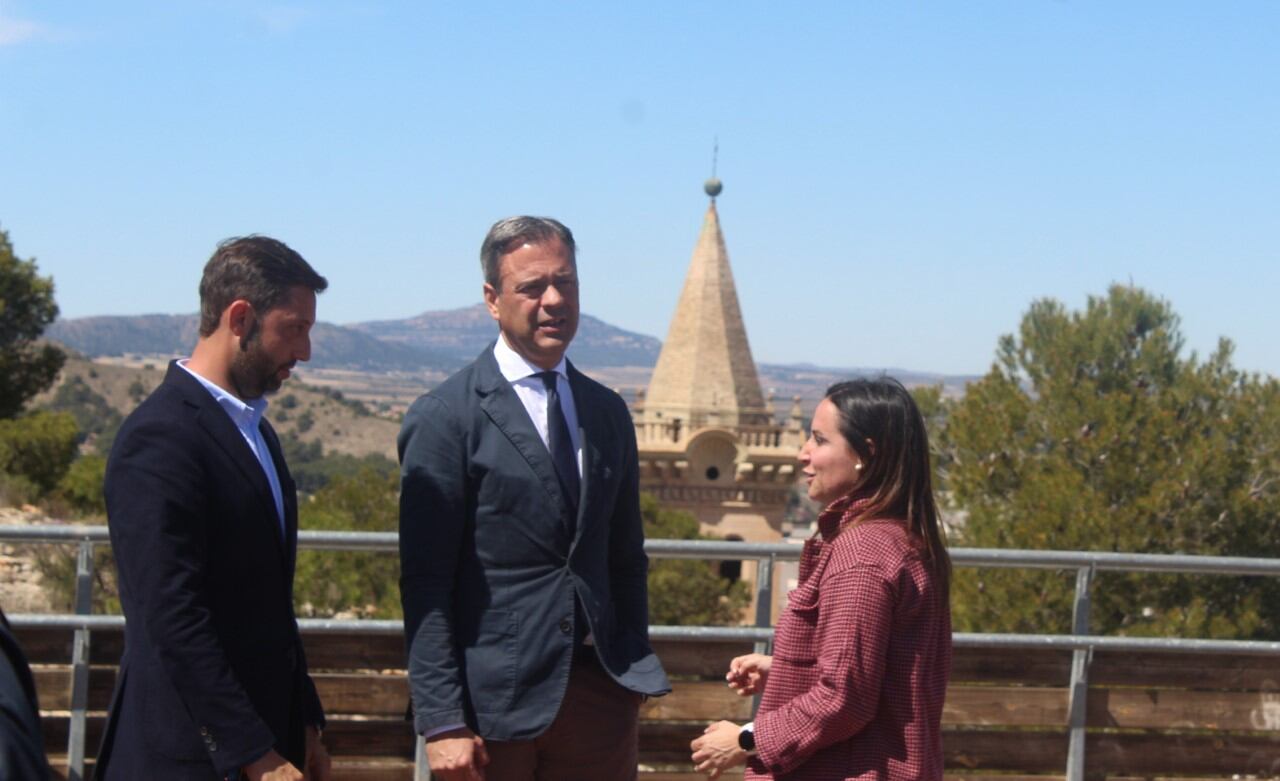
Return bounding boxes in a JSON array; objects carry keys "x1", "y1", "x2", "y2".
[
  {"x1": 96, "y1": 363, "x2": 324, "y2": 780},
  {"x1": 398, "y1": 346, "x2": 670, "y2": 739}
]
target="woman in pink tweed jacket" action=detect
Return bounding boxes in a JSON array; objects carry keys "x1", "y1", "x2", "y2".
[{"x1": 691, "y1": 378, "x2": 952, "y2": 780}]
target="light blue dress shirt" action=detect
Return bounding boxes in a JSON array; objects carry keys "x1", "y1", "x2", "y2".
[{"x1": 178, "y1": 360, "x2": 286, "y2": 539}]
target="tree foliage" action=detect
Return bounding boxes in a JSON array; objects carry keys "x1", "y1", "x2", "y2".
[
  {"x1": 642, "y1": 493, "x2": 752, "y2": 626},
  {"x1": 0, "y1": 411, "x2": 80, "y2": 495},
  {"x1": 294, "y1": 466, "x2": 402, "y2": 618},
  {"x1": 939, "y1": 285, "x2": 1280, "y2": 639},
  {"x1": 0, "y1": 227, "x2": 65, "y2": 419}
]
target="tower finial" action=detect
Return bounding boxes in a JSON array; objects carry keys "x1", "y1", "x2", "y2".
[{"x1": 704, "y1": 137, "x2": 722, "y2": 199}]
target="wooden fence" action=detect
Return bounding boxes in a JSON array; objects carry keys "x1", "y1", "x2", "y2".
[{"x1": 17, "y1": 625, "x2": 1280, "y2": 780}]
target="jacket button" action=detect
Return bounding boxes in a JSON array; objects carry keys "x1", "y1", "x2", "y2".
[{"x1": 558, "y1": 619, "x2": 572, "y2": 635}]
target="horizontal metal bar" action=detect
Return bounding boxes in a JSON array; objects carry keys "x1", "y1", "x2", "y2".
[
  {"x1": 953, "y1": 632, "x2": 1280, "y2": 656},
  {"x1": 0, "y1": 525, "x2": 110, "y2": 543},
  {"x1": 9, "y1": 614, "x2": 1280, "y2": 656},
  {"x1": 952, "y1": 547, "x2": 1280, "y2": 576},
  {"x1": 9, "y1": 614, "x2": 124, "y2": 629},
  {"x1": 6, "y1": 525, "x2": 1280, "y2": 577}
]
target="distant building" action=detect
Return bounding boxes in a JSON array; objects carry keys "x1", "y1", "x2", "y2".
[{"x1": 632, "y1": 178, "x2": 808, "y2": 618}]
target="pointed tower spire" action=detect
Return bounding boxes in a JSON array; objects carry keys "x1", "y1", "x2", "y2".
[{"x1": 643, "y1": 177, "x2": 767, "y2": 430}]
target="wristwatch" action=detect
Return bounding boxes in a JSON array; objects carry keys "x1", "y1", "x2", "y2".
[{"x1": 738, "y1": 722, "x2": 756, "y2": 754}]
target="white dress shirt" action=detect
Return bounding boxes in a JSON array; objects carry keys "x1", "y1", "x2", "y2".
[{"x1": 492, "y1": 335, "x2": 582, "y2": 477}]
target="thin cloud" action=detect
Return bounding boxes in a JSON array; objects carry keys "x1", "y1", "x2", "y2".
[
  {"x1": 255, "y1": 5, "x2": 309, "y2": 34},
  {"x1": 0, "y1": 12, "x2": 40, "y2": 46}
]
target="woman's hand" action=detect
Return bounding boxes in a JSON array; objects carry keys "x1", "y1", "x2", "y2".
[
  {"x1": 725, "y1": 653, "x2": 772, "y2": 697},
  {"x1": 690, "y1": 721, "x2": 749, "y2": 778}
]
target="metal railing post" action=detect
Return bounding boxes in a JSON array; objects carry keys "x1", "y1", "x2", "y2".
[
  {"x1": 752, "y1": 554, "x2": 774, "y2": 655},
  {"x1": 1065, "y1": 564, "x2": 1094, "y2": 781},
  {"x1": 67, "y1": 540, "x2": 95, "y2": 781},
  {"x1": 751, "y1": 554, "x2": 775, "y2": 714},
  {"x1": 414, "y1": 735, "x2": 430, "y2": 780}
]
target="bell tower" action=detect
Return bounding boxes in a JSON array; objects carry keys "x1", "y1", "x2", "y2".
[{"x1": 633, "y1": 177, "x2": 804, "y2": 543}]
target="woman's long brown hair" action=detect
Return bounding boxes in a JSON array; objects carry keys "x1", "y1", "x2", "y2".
[{"x1": 824, "y1": 377, "x2": 951, "y2": 592}]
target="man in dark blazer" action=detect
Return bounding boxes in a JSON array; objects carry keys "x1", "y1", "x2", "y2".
[
  {"x1": 399, "y1": 216, "x2": 670, "y2": 781},
  {"x1": 98, "y1": 237, "x2": 330, "y2": 781},
  {"x1": 0, "y1": 606, "x2": 49, "y2": 780}
]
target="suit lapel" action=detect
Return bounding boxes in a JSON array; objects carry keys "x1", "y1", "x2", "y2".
[
  {"x1": 260, "y1": 420, "x2": 297, "y2": 573},
  {"x1": 568, "y1": 363, "x2": 613, "y2": 547},
  {"x1": 168, "y1": 364, "x2": 289, "y2": 564},
  {"x1": 474, "y1": 350, "x2": 571, "y2": 515}
]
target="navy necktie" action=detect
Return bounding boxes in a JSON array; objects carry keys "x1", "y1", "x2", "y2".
[{"x1": 538, "y1": 371, "x2": 580, "y2": 514}]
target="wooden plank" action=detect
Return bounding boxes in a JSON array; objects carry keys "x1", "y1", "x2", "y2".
[
  {"x1": 12, "y1": 626, "x2": 124, "y2": 665},
  {"x1": 1089, "y1": 687, "x2": 1280, "y2": 731},
  {"x1": 301, "y1": 631, "x2": 406, "y2": 671},
  {"x1": 951, "y1": 647, "x2": 1071, "y2": 686},
  {"x1": 650, "y1": 640, "x2": 755, "y2": 679},
  {"x1": 945, "y1": 685, "x2": 1280, "y2": 731},
  {"x1": 32, "y1": 666, "x2": 117, "y2": 711},
  {"x1": 49, "y1": 757, "x2": 413, "y2": 781},
  {"x1": 1087, "y1": 732, "x2": 1280, "y2": 775},
  {"x1": 943, "y1": 686, "x2": 1068, "y2": 727},
  {"x1": 1092, "y1": 650, "x2": 1280, "y2": 690},
  {"x1": 641, "y1": 681, "x2": 753, "y2": 722},
  {"x1": 944, "y1": 729, "x2": 1068, "y2": 773},
  {"x1": 311, "y1": 672, "x2": 408, "y2": 717}
]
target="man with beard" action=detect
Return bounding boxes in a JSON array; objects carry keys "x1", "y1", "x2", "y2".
[{"x1": 97, "y1": 236, "x2": 331, "y2": 781}]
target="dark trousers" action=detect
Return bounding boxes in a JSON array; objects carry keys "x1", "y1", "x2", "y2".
[{"x1": 484, "y1": 654, "x2": 642, "y2": 781}]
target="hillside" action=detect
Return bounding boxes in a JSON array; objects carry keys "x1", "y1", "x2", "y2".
[
  {"x1": 47, "y1": 304, "x2": 660, "y2": 372},
  {"x1": 34, "y1": 356, "x2": 400, "y2": 460},
  {"x1": 46, "y1": 315, "x2": 447, "y2": 373},
  {"x1": 350, "y1": 304, "x2": 661, "y2": 367}
]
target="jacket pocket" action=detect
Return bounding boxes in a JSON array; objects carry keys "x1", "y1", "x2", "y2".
[
  {"x1": 772, "y1": 583, "x2": 820, "y2": 663},
  {"x1": 463, "y1": 610, "x2": 519, "y2": 714}
]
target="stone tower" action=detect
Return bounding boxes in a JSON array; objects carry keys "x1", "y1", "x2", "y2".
[{"x1": 634, "y1": 178, "x2": 805, "y2": 545}]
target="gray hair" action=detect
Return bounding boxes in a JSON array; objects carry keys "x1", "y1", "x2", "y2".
[{"x1": 479, "y1": 216, "x2": 576, "y2": 289}]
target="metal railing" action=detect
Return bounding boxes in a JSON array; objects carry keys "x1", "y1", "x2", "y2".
[{"x1": 4, "y1": 525, "x2": 1280, "y2": 781}]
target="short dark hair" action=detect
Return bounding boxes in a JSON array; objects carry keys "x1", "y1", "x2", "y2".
[
  {"x1": 479, "y1": 216, "x2": 576, "y2": 289},
  {"x1": 824, "y1": 377, "x2": 951, "y2": 591},
  {"x1": 198, "y1": 236, "x2": 328, "y2": 336}
]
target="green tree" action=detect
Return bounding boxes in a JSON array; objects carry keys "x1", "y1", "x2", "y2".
[
  {"x1": 0, "y1": 227, "x2": 65, "y2": 419},
  {"x1": 58, "y1": 453, "x2": 108, "y2": 516},
  {"x1": 0, "y1": 411, "x2": 80, "y2": 495},
  {"x1": 642, "y1": 493, "x2": 752, "y2": 626},
  {"x1": 294, "y1": 467, "x2": 402, "y2": 618},
  {"x1": 940, "y1": 285, "x2": 1280, "y2": 639},
  {"x1": 41, "y1": 375, "x2": 123, "y2": 450}
]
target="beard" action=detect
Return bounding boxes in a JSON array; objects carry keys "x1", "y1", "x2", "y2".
[{"x1": 229, "y1": 332, "x2": 290, "y2": 399}]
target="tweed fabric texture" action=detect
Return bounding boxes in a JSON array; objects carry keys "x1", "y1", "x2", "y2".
[{"x1": 747, "y1": 495, "x2": 952, "y2": 780}]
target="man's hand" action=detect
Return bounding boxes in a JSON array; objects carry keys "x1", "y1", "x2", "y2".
[
  {"x1": 243, "y1": 749, "x2": 303, "y2": 781},
  {"x1": 725, "y1": 653, "x2": 772, "y2": 697},
  {"x1": 690, "y1": 720, "x2": 749, "y2": 779},
  {"x1": 426, "y1": 727, "x2": 489, "y2": 781},
  {"x1": 302, "y1": 726, "x2": 331, "y2": 781}
]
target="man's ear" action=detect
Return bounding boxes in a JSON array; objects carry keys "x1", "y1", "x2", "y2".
[
  {"x1": 483, "y1": 283, "x2": 501, "y2": 321},
  {"x1": 225, "y1": 300, "x2": 255, "y2": 339}
]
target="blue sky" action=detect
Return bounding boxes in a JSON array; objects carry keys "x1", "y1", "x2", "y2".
[{"x1": 2, "y1": 2, "x2": 1277, "y2": 376}]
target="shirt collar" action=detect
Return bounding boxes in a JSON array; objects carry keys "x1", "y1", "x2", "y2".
[
  {"x1": 177, "y1": 359, "x2": 269, "y2": 431},
  {"x1": 493, "y1": 334, "x2": 568, "y2": 384}
]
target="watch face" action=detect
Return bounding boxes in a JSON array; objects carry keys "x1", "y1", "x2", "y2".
[{"x1": 738, "y1": 728, "x2": 755, "y2": 751}]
